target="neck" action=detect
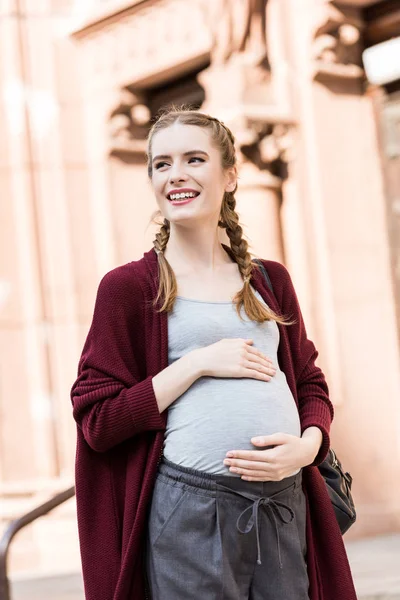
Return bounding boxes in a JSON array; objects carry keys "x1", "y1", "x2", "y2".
[{"x1": 163, "y1": 223, "x2": 234, "y2": 274}]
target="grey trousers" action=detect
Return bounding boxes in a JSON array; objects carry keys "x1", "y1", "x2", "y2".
[{"x1": 145, "y1": 459, "x2": 309, "y2": 600}]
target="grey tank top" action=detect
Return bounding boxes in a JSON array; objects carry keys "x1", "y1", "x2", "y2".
[{"x1": 164, "y1": 288, "x2": 301, "y2": 475}]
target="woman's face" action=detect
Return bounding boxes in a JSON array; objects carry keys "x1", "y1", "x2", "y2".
[{"x1": 150, "y1": 122, "x2": 236, "y2": 227}]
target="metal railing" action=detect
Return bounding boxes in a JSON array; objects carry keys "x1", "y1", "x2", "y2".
[{"x1": 0, "y1": 486, "x2": 75, "y2": 600}]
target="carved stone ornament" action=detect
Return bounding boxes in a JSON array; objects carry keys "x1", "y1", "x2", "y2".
[
  {"x1": 312, "y1": 1, "x2": 365, "y2": 82},
  {"x1": 236, "y1": 120, "x2": 294, "y2": 182},
  {"x1": 209, "y1": 0, "x2": 270, "y2": 70},
  {"x1": 108, "y1": 89, "x2": 151, "y2": 162}
]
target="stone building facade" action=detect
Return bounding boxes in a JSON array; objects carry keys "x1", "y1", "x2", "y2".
[{"x1": 1, "y1": 0, "x2": 400, "y2": 577}]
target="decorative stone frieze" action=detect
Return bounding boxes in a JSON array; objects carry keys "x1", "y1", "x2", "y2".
[
  {"x1": 235, "y1": 120, "x2": 293, "y2": 182},
  {"x1": 73, "y1": 0, "x2": 212, "y2": 90},
  {"x1": 108, "y1": 89, "x2": 150, "y2": 161},
  {"x1": 210, "y1": 0, "x2": 270, "y2": 70},
  {"x1": 312, "y1": 1, "x2": 365, "y2": 82}
]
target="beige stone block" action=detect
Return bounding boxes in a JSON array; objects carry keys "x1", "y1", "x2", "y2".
[
  {"x1": 0, "y1": 170, "x2": 23, "y2": 323},
  {"x1": 0, "y1": 328, "x2": 52, "y2": 482},
  {"x1": 59, "y1": 103, "x2": 87, "y2": 167},
  {"x1": 63, "y1": 166, "x2": 98, "y2": 320},
  {"x1": 0, "y1": 98, "x2": 12, "y2": 169},
  {"x1": 54, "y1": 38, "x2": 84, "y2": 103},
  {"x1": 80, "y1": 158, "x2": 116, "y2": 277},
  {"x1": 32, "y1": 167, "x2": 76, "y2": 322},
  {"x1": 235, "y1": 164, "x2": 284, "y2": 263},
  {"x1": 0, "y1": 19, "x2": 30, "y2": 169},
  {"x1": 6, "y1": 166, "x2": 44, "y2": 324},
  {"x1": 17, "y1": 17, "x2": 62, "y2": 169},
  {"x1": 108, "y1": 159, "x2": 158, "y2": 264},
  {"x1": 0, "y1": 1, "x2": 17, "y2": 17},
  {"x1": 48, "y1": 321, "x2": 80, "y2": 476},
  {"x1": 19, "y1": 0, "x2": 50, "y2": 17}
]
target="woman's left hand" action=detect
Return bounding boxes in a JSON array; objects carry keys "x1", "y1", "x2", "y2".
[{"x1": 223, "y1": 431, "x2": 321, "y2": 481}]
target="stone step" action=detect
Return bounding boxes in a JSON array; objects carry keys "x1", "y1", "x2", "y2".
[
  {"x1": 9, "y1": 534, "x2": 400, "y2": 600},
  {"x1": 11, "y1": 572, "x2": 84, "y2": 600},
  {"x1": 9, "y1": 576, "x2": 400, "y2": 600},
  {"x1": 9, "y1": 575, "x2": 400, "y2": 600},
  {"x1": 345, "y1": 534, "x2": 400, "y2": 600},
  {"x1": 358, "y1": 597, "x2": 400, "y2": 600}
]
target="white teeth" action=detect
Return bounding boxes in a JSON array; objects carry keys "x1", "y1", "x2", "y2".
[{"x1": 169, "y1": 192, "x2": 197, "y2": 200}]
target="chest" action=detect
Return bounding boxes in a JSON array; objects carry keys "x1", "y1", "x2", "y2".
[
  {"x1": 168, "y1": 295, "x2": 280, "y2": 358},
  {"x1": 174, "y1": 265, "x2": 245, "y2": 302}
]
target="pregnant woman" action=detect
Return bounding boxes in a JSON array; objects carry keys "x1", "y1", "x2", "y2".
[{"x1": 71, "y1": 109, "x2": 357, "y2": 600}]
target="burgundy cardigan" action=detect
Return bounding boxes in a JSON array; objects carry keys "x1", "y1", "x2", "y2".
[{"x1": 71, "y1": 247, "x2": 357, "y2": 600}]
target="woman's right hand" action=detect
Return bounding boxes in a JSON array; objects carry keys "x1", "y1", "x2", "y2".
[{"x1": 194, "y1": 338, "x2": 276, "y2": 381}]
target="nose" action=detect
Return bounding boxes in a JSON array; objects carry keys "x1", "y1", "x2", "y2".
[{"x1": 168, "y1": 162, "x2": 188, "y2": 185}]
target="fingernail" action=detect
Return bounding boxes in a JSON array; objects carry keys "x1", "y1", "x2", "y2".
[{"x1": 226, "y1": 452, "x2": 234, "y2": 458}]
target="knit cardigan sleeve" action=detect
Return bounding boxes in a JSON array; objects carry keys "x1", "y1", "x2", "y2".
[
  {"x1": 265, "y1": 260, "x2": 334, "y2": 466},
  {"x1": 71, "y1": 266, "x2": 165, "y2": 453}
]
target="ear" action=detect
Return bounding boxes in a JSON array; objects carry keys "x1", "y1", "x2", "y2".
[{"x1": 225, "y1": 166, "x2": 237, "y2": 193}]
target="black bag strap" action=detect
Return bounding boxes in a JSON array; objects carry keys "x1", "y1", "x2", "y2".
[{"x1": 253, "y1": 258, "x2": 274, "y2": 295}]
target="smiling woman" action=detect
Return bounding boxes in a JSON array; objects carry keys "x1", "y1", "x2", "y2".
[
  {"x1": 71, "y1": 107, "x2": 357, "y2": 600},
  {"x1": 146, "y1": 110, "x2": 287, "y2": 323}
]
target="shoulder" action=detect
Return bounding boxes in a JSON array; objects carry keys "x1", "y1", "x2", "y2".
[
  {"x1": 99, "y1": 256, "x2": 149, "y2": 293},
  {"x1": 96, "y1": 256, "x2": 151, "y2": 308},
  {"x1": 255, "y1": 258, "x2": 300, "y2": 315},
  {"x1": 255, "y1": 259, "x2": 293, "y2": 290}
]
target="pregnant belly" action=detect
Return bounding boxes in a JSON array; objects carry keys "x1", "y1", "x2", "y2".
[{"x1": 163, "y1": 373, "x2": 301, "y2": 475}]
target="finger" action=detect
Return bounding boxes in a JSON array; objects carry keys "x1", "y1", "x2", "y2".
[
  {"x1": 243, "y1": 360, "x2": 272, "y2": 379},
  {"x1": 229, "y1": 467, "x2": 270, "y2": 478},
  {"x1": 226, "y1": 450, "x2": 275, "y2": 461},
  {"x1": 246, "y1": 346, "x2": 275, "y2": 367},
  {"x1": 245, "y1": 356, "x2": 276, "y2": 376},
  {"x1": 241, "y1": 470, "x2": 291, "y2": 482},
  {"x1": 224, "y1": 458, "x2": 269, "y2": 470},
  {"x1": 243, "y1": 366, "x2": 272, "y2": 382},
  {"x1": 251, "y1": 433, "x2": 289, "y2": 447},
  {"x1": 241, "y1": 477, "x2": 270, "y2": 481},
  {"x1": 241, "y1": 475, "x2": 279, "y2": 482}
]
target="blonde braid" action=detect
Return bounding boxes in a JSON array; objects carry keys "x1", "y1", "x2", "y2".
[
  {"x1": 220, "y1": 193, "x2": 289, "y2": 324},
  {"x1": 153, "y1": 217, "x2": 170, "y2": 255},
  {"x1": 220, "y1": 192, "x2": 254, "y2": 286},
  {"x1": 152, "y1": 218, "x2": 178, "y2": 311}
]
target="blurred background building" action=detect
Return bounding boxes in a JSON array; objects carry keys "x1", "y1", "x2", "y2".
[{"x1": 1, "y1": 0, "x2": 400, "y2": 589}]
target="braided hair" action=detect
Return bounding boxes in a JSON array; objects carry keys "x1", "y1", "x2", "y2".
[{"x1": 147, "y1": 108, "x2": 288, "y2": 324}]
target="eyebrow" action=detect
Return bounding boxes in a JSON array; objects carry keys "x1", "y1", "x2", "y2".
[{"x1": 152, "y1": 150, "x2": 209, "y2": 164}]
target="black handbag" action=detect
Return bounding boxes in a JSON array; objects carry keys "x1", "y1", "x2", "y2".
[{"x1": 254, "y1": 259, "x2": 356, "y2": 534}]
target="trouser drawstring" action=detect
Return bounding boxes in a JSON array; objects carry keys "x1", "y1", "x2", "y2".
[{"x1": 217, "y1": 483, "x2": 295, "y2": 568}]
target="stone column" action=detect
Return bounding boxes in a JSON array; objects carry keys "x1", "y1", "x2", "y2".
[
  {"x1": 0, "y1": 1, "x2": 61, "y2": 486},
  {"x1": 283, "y1": 0, "x2": 400, "y2": 536},
  {"x1": 235, "y1": 162, "x2": 283, "y2": 262},
  {"x1": 198, "y1": 0, "x2": 293, "y2": 262},
  {"x1": 107, "y1": 91, "x2": 159, "y2": 263}
]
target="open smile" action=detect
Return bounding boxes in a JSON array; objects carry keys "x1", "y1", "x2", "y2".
[{"x1": 166, "y1": 188, "x2": 200, "y2": 205}]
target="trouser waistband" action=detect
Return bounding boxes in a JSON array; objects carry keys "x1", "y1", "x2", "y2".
[{"x1": 158, "y1": 458, "x2": 303, "y2": 568}]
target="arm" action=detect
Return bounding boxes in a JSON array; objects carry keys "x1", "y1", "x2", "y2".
[
  {"x1": 152, "y1": 350, "x2": 203, "y2": 413},
  {"x1": 71, "y1": 268, "x2": 201, "y2": 453},
  {"x1": 71, "y1": 268, "x2": 163, "y2": 452},
  {"x1": 267, "y1": 261, "x2": 334, "y2": 465},
  {"x1": 301, "y1": 426, "x2": 323, "y2": 462}
]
